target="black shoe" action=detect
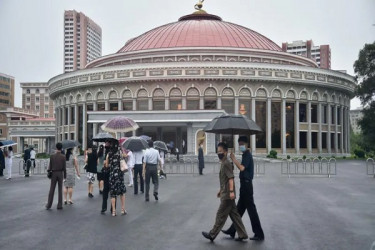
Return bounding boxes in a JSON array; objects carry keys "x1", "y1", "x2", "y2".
[
  {"x1": 202, "y1": 232, "x2": 214, "y2": 242},
  {"x1": 45, "y1": 206, "x2": 51, "y2": 210},
  {"x1": 250, "y1": 235, "x2": 264, "y2": 241},
  {"x1": 145, "y1": 198, "x2": 149, "y2": 202},
  {"x1": 89, "y1": 193, "x2": 94, "y2": 198},
  {"x1": 235, "y1": 237, "x2": 248, "y2": 242},
  {"x1": 134, "y1": 193, "x2": 138, "y2": 195},
  {"x1": 154, "y1": 193, "x2": 158, "y2": 201},
  {"x1": 57, "y1": 207, "x2": 63, "y2": 210},
  {"x1": 99, "y1": 190, "x2": 103, "y2": 195},
  {"x1": 221, "y1": 229, "x2": 235, "y2": 239},
  {"x1": 101, "y1": 209, "x2": 106, "y2": 214},
  {"x1": 64, "y1": 201, "x2": 68, "y2": 205}
]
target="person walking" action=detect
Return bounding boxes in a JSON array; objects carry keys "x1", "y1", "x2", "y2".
[
  {"x1": 101, "y1": 141, "x2": 112, "y2": 214},
  {"x1": 97, "y1": 145, "x2": 105, "y2": 194},
  {"x1": 85, "y1": 146, "x2": 98, "y2": 198},
  {"x1": 63, "y1": 148, "x2": 80, "y2": 205},
  {"x1": 222, "y1": 136, "x2": 264, "y2": 241},
  {"x1": 24, "y1": 145, "x2": 31, "y2": 177},
  {"x1": 0, "y1": 148, "x2": 5, "y2": 177},
  {"x1": 5, "y1": 147, "x2": 13, "y2": 180},
  {"x1": 202, "y1": 142, "x2": 248, "y2": 242},
  {"x1": 30, "y1": 147, "x2": 36, "y2": 169},
  {"x1": 158, "y1": 149, "x2": 167, "y2": 179},
  {"x1": 106, "y1": 140, "x2": 127, "y2": 216},
  {"x1": 46, "y1": 143, "x2": 66, "y2": 210},
  {"x1": 143, "y1": 140, "x2": 161, "y2": 202},
  {"x1": 198, "y1": 142, "x2": 205, "y2": 175},
  {"x1": 124, "y1": 149, "x2": 134, "y2": 187},
  {"x1": 133, "y1": 149, "x2": 144, "y2": 195}
]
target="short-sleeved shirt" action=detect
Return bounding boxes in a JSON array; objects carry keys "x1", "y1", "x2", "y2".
[
  {"x1": 133, "y1": 151, "x2": 144, "y2": 165},
  {"x1": 240, "y1": 150, "x2": 254, "y2": 181},
  {"x1": 30, "y1": 150, "x2": 36, "y2": 159},
  {"x1": 143, "y1": 148, "x2": 161, "y2": 165},
  {"x1": 219, "y1": 158, "x2": 235, "y2": 201}
]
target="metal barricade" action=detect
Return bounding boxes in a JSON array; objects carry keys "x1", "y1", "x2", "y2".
[
  {"x1": 366, "y1": 158, "x2": 375, "y2": 177},
  {"x1": 255, "y1": 159, "x2": 266, "y2": 177},
  {"x1": 282, "y1": 157, "x2": 336, "y2": 178}
]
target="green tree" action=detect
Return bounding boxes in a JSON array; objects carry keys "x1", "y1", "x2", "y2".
[{"x1": 354, "y1": 42, "x2": 375, "y2": 152}]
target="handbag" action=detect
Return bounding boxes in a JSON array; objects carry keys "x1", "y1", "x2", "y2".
[
  {"x1": 47, "y1": 170, "x2": 52, "y2": 179},
  {"x1": 120, "y1": 159, "x2": 128, "y2": 172}
]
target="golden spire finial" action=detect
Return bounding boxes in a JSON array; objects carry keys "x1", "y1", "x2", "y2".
[{"x1": 194, "y1": 0, "x2": 204, "y2": 11}]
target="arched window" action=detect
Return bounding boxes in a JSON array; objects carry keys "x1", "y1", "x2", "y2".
[
  {"x1": 186, "y1": 88, "x2": 200, "y2": 110},
  {"x1": 221, "y1": 88, "x2": 234, "y2": 114},
  {"x1": 137, "y1": 89, "x2": 148, "y2": 111},
  {"x1": 122, "y1": 90, "x2": 133, "y2": 111},
  {"x1": 204, "y1": 87, "x2": 217, "y2": 110},
  {"x1": 26, "y1": 89, "x2": 30, "y2": 94},
  {"x1": 170, "y1": 88, "x2": 182, "y2": 110},
  {"x1": 108, "y1": 91, "x2": 118, "y2": 111},
  {"x1": 152, "y1": 88, "x2": 165, "y2": 110}
]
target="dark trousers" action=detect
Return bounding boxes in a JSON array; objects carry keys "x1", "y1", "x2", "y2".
[
  {"x1": 0, "y1": 167, "x2": 3, "y2": 176},
  {"x1": 209, "y1": 199, "x2": 248, "y2": 239},
  {"x1": 145, "y1": 164, "x2": 158, "y2": 200},
  {"x1": 24, "y1": 160, "x2": 31, "y2": 176},
  {"x1": 133, "y1": 164, "x2": 144, "y2": 194},
  {"x1": 226, "y1": 180, "x2": 264, "y2": 238},
  {"x1": 102, "y1": 176, "x2": 110, "y2": 211},
  {"x1": 46, "y1": 172, "x2": 63, "y2": 209}
]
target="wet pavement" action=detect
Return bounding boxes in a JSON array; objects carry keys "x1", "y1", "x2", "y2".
[{"x1": 0, "y1": 160, "x2": 374, "y2": 250}]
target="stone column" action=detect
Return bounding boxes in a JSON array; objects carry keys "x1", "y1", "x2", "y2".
[
  {"x1": 118, "y1": 100, "x2": 123, "y2": 111},
  {"x1": 165, "y1": 98, "x2": 169, "y2": 110},
  {"x1": 67, "y1": 105, "x2": 71, "y2": 138},
  {"x1": 199, "y1": 96, "x2": 204, "y2": 110},
  {"x1": 234, "y1": 97, "x2": 239, "y2": 115},
  {"x1": 307, "y1": 101, "x2": 312, "y2": 154},
  {"x1": 266, "y1": 98, "x2": 272, "y2": 154},
  {"x1": 93, "y1": 102, "x2": 97, "y2": 111},
  {"x1": 317, "y1": 102, "x2": 322, "y2": 153},
  {"x1": 62, "y1": 106, "x2": 66, "y2": 140},
  {"x1": 327, "y1": 103, "x2": 331, "y2": 154},
  {"x1": 133, "y1": 99, "x2": 136, "y2": 111},
  {"x1": 295, "y1": 100, "x2": 300, "y2": 154},
  {"x1": 251, "y1": 98, "x2": 256, "y2": 154},
  {"x1": 105, "y1": 101, "x2": 109, "y2": 111},
  {"x1": 148, "y1": 98, "x2": 152, "y2": 111},
  {"x1": 347, "y1": 107, "x2": 351, "y2": 153},
  {"x1": 82, "y1": 104, "x2": 87, "y2": 150},
  {"x1": 340, "y1": 106, "x2": 344, "y2": 154},
  {"x1": 74, "y1": 104, "x2": 78, "y2": 141},
  {"x1": 217, "y1": 96, "x2": 222, "y2": 110},
  {"x1": 334, "y1": 105, "x2": 338, "y2": 154},
  {"x1": 281, "y1": 98, "x2": 286, "y2": 155},
  {"x1": 182, "y1": 97, "x2": 187, "y2": 110}
]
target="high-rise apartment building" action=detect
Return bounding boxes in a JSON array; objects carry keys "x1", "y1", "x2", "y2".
[
  {"x1": 64, "y1": 10, "x2": 102, "y2": 72},
  {"x1": 21, "y1": 82, "x2": 54, "y2": 118},
  {"x1": 282, "y1": 40, "x2": 331, "y2": 69},
  {"x1": 0, "y1": 73, "x2": 15, "y2": 107},
  {"x1": 349, "y1": 109, "x2": 363, "y2": 134}
]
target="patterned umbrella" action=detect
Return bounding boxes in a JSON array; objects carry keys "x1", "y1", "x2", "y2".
[
  {"x1": 153, "y1": 141, "x2": 168, "y2": 152},
  {"x1": 101, "y1": 116, "x2": 139, "y2": 133},
  {"x1": 122, "y1": 137, "x2": 149, "y2": 152},
  {"x1": 92, "y1": 132, "x2": 115, "y2": 142}
]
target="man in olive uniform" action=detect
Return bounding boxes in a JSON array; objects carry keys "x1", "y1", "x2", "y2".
[
  {"x1": 202, "y1": 142, "x2": 248, "y2": 242},
  {"x1": 222, "y1": 136, "x2": 264, "y2": 241}
]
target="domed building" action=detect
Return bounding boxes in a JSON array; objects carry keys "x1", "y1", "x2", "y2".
[{"x1": 48, "y1": 6, "x2": 356, "y2": 156}]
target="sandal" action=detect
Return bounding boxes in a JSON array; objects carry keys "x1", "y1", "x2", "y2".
[
  {"x1": 64, "y1": 200, "x2": 67, "y2": 205},
  {"x1": 121, "y1": 209, "x2": 127, "y2": 215},
  {"x1": 68, "y1": 200, "x2": 74, "y2": 205},
  {"x1": 112, "y1": 211, "x2": 116, "y2": 217}
]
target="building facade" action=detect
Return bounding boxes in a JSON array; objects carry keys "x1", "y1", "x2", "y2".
[
  {"x1": 21, "y1": 82, "x2": 55, "y2": 118},
  {"x1": 64, "y1": 10, "x2": 102, "y2": 73},
  {"x1": 0, "y1": 73, "x2": 15, "y2": 107},
  {"x1": 349, "y1": 108, "x2": 363, "y2": 134},
  {"x1": 49, "y1": 10, "x2": 355, "y2": 156},
  {"x1": 282, "y1": 40, "x2": 331, "y2": 69}
]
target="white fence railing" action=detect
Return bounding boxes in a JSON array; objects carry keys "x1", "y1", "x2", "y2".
[{"x1": 281, "y1": 157, "x2": 337, "y2": 178}]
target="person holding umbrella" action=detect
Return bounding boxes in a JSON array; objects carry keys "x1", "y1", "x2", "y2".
[
  {"x1": 221, "y1": 136, "x2": 264, "y2": 241},
  {"x1": 0, "y1": 148, "x2": 4, "y2": 177},
  {"x1": 5, "y1": 146, "x2": 13, "y2": 180},
  {"x1": 202, "y1": 142, "x2": 248, "y2": 242}
]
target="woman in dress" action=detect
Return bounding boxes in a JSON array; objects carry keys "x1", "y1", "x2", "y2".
[
  {"x1": 5, "y1": 146, "x2": 13, "y2": 180},
  {"x1": 97, "y1": 145, "x2": 105, "y2": 194},
  {"x1": 64, "y1": 148, "x2": 80, "y2": 204},
  {"x1": 106, "y1": 140, "x2": 127, "y2": 216}
]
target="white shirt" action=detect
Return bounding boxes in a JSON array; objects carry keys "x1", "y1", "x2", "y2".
[
  {"x1": 30, "y1": 150, "x2": 36, "y2": 159},
  {"x1": 127, "y1": 151, "x2": 135, "y2": 167},
  {"x1": 143, "y1": 148, "x2": 161, "y2": 165},
  {"x1": 133, "y1": 151, "x2": 144, "y2": 165},
  {"x1": 5, "y1": 151, "x2": 13, "y2": 165},
  {"x1": 159, "y1": 151, "x2": 165, "y2": 165}
]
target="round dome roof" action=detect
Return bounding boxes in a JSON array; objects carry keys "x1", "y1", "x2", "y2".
[{"x1": 117, "y1": 13, "x2": 281, "y2": 53}]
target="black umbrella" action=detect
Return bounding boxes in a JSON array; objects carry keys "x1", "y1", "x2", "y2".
[
  {"x1": 122, "y1": 137, "x2": 149, "y2": 152},
  {"x1": 60, "y1": 140, "x2": 80, "y2": 149},
  {"x1": 204, "y1": 114, "x2": 262, "y2": 135},
  {"x1": 0, "y1": 140, "x2": 17, "y2": 148},
  {"x1": 92, "y1": 132, "x2": 115, "y2": 142},
  {"x1": 153, "y1": 141, "x2": 168, "y2": 152}
]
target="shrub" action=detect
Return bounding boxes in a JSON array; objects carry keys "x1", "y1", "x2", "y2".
[
  {"x1": 287, "y1": 155, "x2": 291, "y2": 160},
  {"x1": 36, "y1": 153, "x2": 50, "y2": 159},
  {"x1": 354, "y1": 149, "x2": 365, "y2": 158},
  {"x1": 302, "y1": 155, "x2": 307, "y2": 160},
  {"x1": 269, "y1": 150, "x2": 277, "y2": 159},
  {"x1": 343, "y1": 156, "x2": 347, "y2": 159},
  {"x1": 318, "y1": 156, "x2": 322, "y2": 160}
]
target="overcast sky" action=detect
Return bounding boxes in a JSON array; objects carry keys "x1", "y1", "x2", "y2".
[{"x1": 0, "y1": 0, "x2": 374, "y2": 109}]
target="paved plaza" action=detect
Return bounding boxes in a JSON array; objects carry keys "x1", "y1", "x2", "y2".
[{"x1": 0, "y1": 160, "x2": 374, "y2": 250}]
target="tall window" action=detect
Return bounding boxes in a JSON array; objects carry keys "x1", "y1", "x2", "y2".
[
  {"x1": 123, "y1": 100, "x2": 133, "y2": 111},
  {"x1": 271, "y1": 102, "x2": 281, "y2": 148},
  {"x1": 222, "y1": 98, "x2": 234, "y2": 114},
  {"x1": 110, "y1": 102, "x2": 118, "y2": 111},
  {"x1": 187, "y1": 88, "x2": 200, "y2": 110},
  {"x1": 331, "y1": 106, "x2": 335, "y2": 124},
  {"x1": 239, "y1": 99, "x2": 251, "y2": 119},
  {"x1": 311, "y1": 104, "x2": 318, "y2": 123},
  {"x1": 299, "y1": 103, "x2": 307, "y2": 122},
  {"x1": 286, "y1": 103, "x2": 295, "y2": 148},
  {"x1": 322, "y1": 132, "x2": 327, "y2": 149},
  {"x1": 70, "y1": 106, "x2": 75, "y2": 124},
  {"x1": 137, "y1": 99, "x2": 148, "y2": 111},
  {"x1": 337, "y1": 107, "x2": 341, "y2": 125},
  {"x1": 312, "y1": 132, "x2": 318, "y2": 148},
  {"x1": 64, "y1": 108, "x2": 68, "y2": 125},
  {"x1": 204, "y1": 88, "x2": 217, "y2": 110},
  {"x1": 97, "y1": 103, "x2": 105, "y2": 111},
  {"x1": 256, "y1": 101, "x2": 266, "y2": 148},
  {"x1": 170, "y1": 88, "x2": 182, "y2": 110},
  {"x1": 322, "y1": 105, "x2": 327, "y2": 124},
  {"x1": 300, "y1": 132, "x2": 307, "y2": 148}
]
